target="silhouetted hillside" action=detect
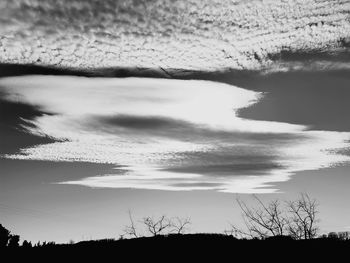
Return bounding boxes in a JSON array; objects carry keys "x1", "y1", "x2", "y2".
[{"x1": 2, "y1": 234, "x2": 350, "y2": 261}]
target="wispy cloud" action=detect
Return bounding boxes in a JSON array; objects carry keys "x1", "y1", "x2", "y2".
[
  {"x1": 0, "y1": 0, "x2": 349, "y2": 71},
  {"x1": 1, "y1": 75, "x2": 349, "y2": 193}
]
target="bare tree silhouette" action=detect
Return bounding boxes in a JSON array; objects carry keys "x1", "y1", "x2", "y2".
[
  {"x1": 171, "y1": 217, "x2": 191, "y2": 234},
  {"x1": 142, "y1": 215, "x2": 173, "y2": 236},
  {"x1": 286, "y1": 193, "x2": 319, "y2": 239},
  {"x1": 231, "y1": 193, "x2": 319, "y2": 240},
  {"x1": 235, "y1": 195, "x2": 287, "y2": 238},
  {"x1": 123, "y1": 213, "x2": 192, "y2": 238},
  {"x1": 123, "y1": 210, "x2": 139, "y2": 238}
]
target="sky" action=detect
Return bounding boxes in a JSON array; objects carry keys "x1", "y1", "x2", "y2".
[{"x1": 0, "y1": 0, "x2": 350, "y2": 243}]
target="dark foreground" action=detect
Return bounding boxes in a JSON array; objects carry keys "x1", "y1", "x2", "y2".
[{"x1": 2, "y1": 234, "x2": 350, "y2": 261}]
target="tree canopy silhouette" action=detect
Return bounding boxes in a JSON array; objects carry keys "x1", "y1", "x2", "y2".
[
  {"x1": 0, "y1": 224, "x2": 11, "y2": 247},
  {"x1": 0, "y1": 224, "x2": 20, "y2": 247}
]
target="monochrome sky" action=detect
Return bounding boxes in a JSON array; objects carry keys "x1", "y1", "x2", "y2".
[{"x1": 1, "y1": 0, "x2": 350, "y2": 243}]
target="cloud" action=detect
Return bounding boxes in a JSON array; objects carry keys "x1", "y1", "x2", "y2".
[
  {"x1": 90, "y1": 115, "x2": 310, "y2": 145},
  {"x1": 98, "y1": 115, "x2": 193, "y2": 131},
  {"x1": 0, "y1": 0, "x2": 349, "y2": 71},
  {"x1": 0, "y1": 91, "x2": 56, "y2": 154},
  {"x1": 1, "y1": 75, "x2": 350, "y2": 193}
]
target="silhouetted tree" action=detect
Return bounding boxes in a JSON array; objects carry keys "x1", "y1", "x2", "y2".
[
  {"x1": 41, "y1": 241, "x2": 55, "y2": 247},
  {"x1": 0, "y1": 224, "x2": 11, "y2": 247},
  {"x1": 337, "y1": 231, "x2": 350, "y2": 240},
  {"x1": 22, "y1": 240, "x2": 33, "y2": 248},
  {"x1": 8, "y1": 235, "x2": 20, "y2": 248},
  {"x1": 171, "y1": 217, "x2": 191, "y2": 234},
  {"x1": 286, "y1": 193, "x2": 319, "y2": 239},
  {"x1": 123, "y1": 211, "x2": 140, "y2": 238},
  {"x1": 231, "y1": 193, "x2": 319, "y2": 240},
  {"x1": 327, "y1": 232, "x2": 338, "y2": 239},
  {"x1": 143, "y1": 215, "x2": 172, "y2": 236},
  {"x1": 231, "y1": 195, "x2": 288, "y2": 239},
  {"x1": 123, "y1": 213, "x2": 191, "y2": 238}
]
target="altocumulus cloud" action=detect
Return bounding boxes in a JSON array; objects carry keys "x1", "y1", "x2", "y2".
[
  {"x1": 0, "y1": 0, "x2": 349, "y2": 71},
  {"x1": 1, "y1": 75, "x2": 350, "y2": 193}
]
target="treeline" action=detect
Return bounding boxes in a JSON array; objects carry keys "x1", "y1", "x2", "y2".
[
  {"x1": 321, "y1": 232, "x2": 350, "y2": 240},
  {"x1": 0, "y1": 224, "x2": 56, "y2": 248}
]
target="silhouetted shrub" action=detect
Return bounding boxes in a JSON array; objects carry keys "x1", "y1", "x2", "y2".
[
  {"x1": 337, "y1": 232, "x2": 350, "y2": 240},
  {"x1": 22, "y1": 240, "x2": 32, "y2": 248},
  {"x1": 324, "y1": 231, "x2": 350, "y2": 240}
]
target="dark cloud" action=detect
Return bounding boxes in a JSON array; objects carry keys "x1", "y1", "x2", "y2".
[
  {"x1": 100, "y1": 115, "x2": 189, "y2": 130},
  {"x1": 170, "y1": 182, "x2": 224, "y2": 188},
  {"x1": 94, "y1": 114, "x2": 308, "y2": 144},
  {"x1": 0, "y1": 92, "x2": 56, "y2": 154},
  {"x1": 0, "y1": 63, "x2": 95, "y2": 78},
  {"x1": 0, "y1": 159, "x2": 119, "y2": 185},
  {"x1": 269, "y1": 49, "x2": 350, "y2": 63},
  {"x1": 159, "y1": 145, "x2": 284, "y2": 178},
  {"x1": 165, "y1": 162, "x2": 283, "y2": 176}
]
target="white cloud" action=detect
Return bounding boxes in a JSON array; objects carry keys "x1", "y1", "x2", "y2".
[
  {"x1": 1, "y1": 75, "x2": 349, "y2": 193},
  {"x1": 0, "y1": 0, "x2": 349, "y2": 71}
]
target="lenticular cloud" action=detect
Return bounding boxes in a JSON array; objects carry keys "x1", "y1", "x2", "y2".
[{"x1": 1, "y1": 75, "x2": 350, "y2": 193}]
